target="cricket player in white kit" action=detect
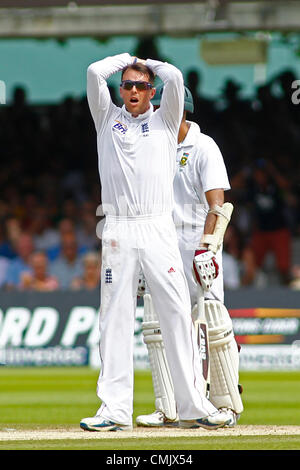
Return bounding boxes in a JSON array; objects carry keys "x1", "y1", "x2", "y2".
[
  {"x1": 80, "y1": 53, "x2": 231, "y2": 432},
  {"x1": 136, "y1": 85, "x2": 244, "y2": 428}
]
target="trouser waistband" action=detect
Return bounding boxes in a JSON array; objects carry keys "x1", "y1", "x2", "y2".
[{"x1": 105, "y1": 213, "x2": 173, "y2": 223}]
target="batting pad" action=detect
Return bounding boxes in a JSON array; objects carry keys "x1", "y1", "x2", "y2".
[
  {"x1": 205, "y1": 300, "x2": 244, "y2": 414},
  {"x1": 142, "y1": 294, "x2": 177, "y2": 420}
]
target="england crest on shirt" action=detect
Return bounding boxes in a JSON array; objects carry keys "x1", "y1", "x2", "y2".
[
  {"x1": 105, "y1": 268, "x2": 112, "y2": 284},
  {"x1": 141, "y1": 122, "x2": 149, "y2": 136}
]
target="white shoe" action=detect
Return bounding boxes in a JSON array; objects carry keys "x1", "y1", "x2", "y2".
[
  {"x1": 219, "y1": 407, "x2": 240, "y2": 427},
  {"x1": 80, "y1": 415, "x2": 132, "y2": 432},
  {"x1": 180, "y1": 410, "x2": 231, "y2": 430},
  {"x1": 136, "y1": 410, "x2": 179, "y2": 427}
]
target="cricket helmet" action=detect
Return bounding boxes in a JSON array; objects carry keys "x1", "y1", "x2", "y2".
[{"x1": 152, "y1": 84, "x2": 194, "y2": 113}]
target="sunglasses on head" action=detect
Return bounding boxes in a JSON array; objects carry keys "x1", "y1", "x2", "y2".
[{"x1": 120, "y1": 80, "x2": 153, "y2": 91}]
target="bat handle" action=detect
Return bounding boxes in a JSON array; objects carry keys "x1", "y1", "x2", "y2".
[{"x1": 197, "y1": 283, "x2": 205, "y2": 320}]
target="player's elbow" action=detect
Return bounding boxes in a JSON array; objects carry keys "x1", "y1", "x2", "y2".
[
  {"x1": 171, "y1": 64, "x2": 184, "y2": 86},
  {"x1": 161, "y1": 62, "x2": 183, "y2": 87},
  {"x1": 87, "y1": 62, "x2": 99, "y2": 78}
]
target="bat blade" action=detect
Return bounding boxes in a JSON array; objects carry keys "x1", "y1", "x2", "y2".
[{"x1": 194, "y1": 284, "x2": 210, "y2": 397}]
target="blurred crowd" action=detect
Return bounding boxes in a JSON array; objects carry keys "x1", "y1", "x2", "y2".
[
  {"x1": 0, "y1": 65, "x2": 300, "y2": 292},
  {"x1": 192, "y1": 68, "x2": 300, "y2": 291},
  {"x1": 0, "y1": 87, "x2": 102, "y2": 291}
]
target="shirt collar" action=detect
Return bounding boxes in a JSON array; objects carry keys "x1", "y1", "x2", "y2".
[
  {"x1": 178, "y1": 121, "x2": 200, "y2": 149},
  {"x1": 122, "y1": 103, "x2": 153, "y2": 121}
]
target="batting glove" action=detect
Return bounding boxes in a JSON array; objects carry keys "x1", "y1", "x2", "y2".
[{"x1": 193, "y1": 249, "x2": 219, "y2": 291}]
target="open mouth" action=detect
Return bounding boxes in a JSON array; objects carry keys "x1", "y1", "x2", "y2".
[{"x1": 130, "y1": 97, "x2": 139, "y2": 104}]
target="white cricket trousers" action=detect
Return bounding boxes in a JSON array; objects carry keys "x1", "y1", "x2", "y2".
[{"x1": 96, "y1": 213, "x2": 217, "y2": 425}]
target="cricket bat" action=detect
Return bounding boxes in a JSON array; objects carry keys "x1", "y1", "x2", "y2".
[{"x1": 194, "y1": 283, "x2": 210, "y2": 398}]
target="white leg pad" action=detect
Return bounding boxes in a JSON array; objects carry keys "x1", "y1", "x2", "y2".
[
  {"x1": 205, "y1": 300, "x2": 244, "y2": 414},
  {"x1": 142, "y1": 294, "x2": 177, "y2": 420}
]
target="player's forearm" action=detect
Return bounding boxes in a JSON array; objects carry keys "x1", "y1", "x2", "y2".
[
  {"x1": 146, "y1": 59, "x2": 184, "y2": 129},
  {"x1": 87, "y1": 53, "x2": 132, "y2": 132},
  {"x1": 203, "y1": 212, "x2": 217, "y2": 237},
  {"x1": 87, "y1": 52, "x2": 133, "y2": 108},
  {"x1": 201, "y1": 189, "x2": 224, "y2": 248},
  {"x1": 146, "y1": 59, "x2": 183, "y2": 85},
  {"x1": 87, "y1": 53, "x2": 132, "y2": 85}
]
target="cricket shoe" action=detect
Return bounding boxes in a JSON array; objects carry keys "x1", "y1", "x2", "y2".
[
  {"x1": 219, "y1": 407, "x2": 240, "y2": 427},
  {"x1": 136, "y1": 410, "x2": 179, "y2": 427},
  {"x1": 80, "y1": 415, "x2": 132, "y2": 432},
  {"x1": 179, "y1": 410, "x2": 231, "y2": 430}
]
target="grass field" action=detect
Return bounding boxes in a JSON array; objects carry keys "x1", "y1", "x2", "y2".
[{"x1": 0, "y1": 367, "x2": 300, "y2": 451}]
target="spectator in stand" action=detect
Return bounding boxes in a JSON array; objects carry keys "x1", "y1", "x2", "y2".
[
  {"x1": 20, "y1": 251, "x2": 59, "y2": 292},
  {"x1": 19, "y1": 193, "x2": 39, "y2": 232},
  {"x1": 217, "y1": 79, "x2": 254, "y2": 174},
  {"x1": 0, "y1": 256, "x2": 9, "y2": 288},
  {"x1": 47, "y1": 217, "x2": 89, "y2": 261},
  {"x1": 5, "y1": 216, "x2": 22, "y2": 253},
  {"x1": 4, "y1": 86, "x2": 39, "y2": 150},
  {"x1": 247, "y1": 158, "x2": 292, "y2": 284},
  {"x1": 289, "y1": 265, "x2": 300, "y2": 290},
  {"x1": 275, "y1": 69, "x2": 300, "y2": 129},
  {"x1": 223, "y1": 224, "x2": 257, "y2": 289},
  {"x1": 4, "y1": 232, "x2": 35, "y2": 290},
  {"x1": 71, "y1": 251, "x2": 101, "y2": 290},
  {"x1": 76, "y1": 200, "x2": 100, "y2": 251},
  {"x1": 0, "y1": 219, "x2": 17, "y2": 259},
  {"x1": 185, "y1": 68, "x2": 217, "y2": 136},
  {"x1": 28, "y1": 205, "x2": 60, "y2": 252},
  {"x1": 61, "y1": 198, "x2": 79, "y2": 227},
  {"x1": 49, "y1": 232, "x2": 84, "y2": 289},
  {"x1": 61, "y1": 170, "x2": 89, "y2": 206}
]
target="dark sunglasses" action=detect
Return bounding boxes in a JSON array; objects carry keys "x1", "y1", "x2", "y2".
[{"x1": 120, "y1": 80, "x2": 153, "y2": 91}]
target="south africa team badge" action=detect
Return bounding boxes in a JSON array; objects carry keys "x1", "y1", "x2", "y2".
[{"x1": 179, "y1": 152, "x2": 189, "y2": 171}]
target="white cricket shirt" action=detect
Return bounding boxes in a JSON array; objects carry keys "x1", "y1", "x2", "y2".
[
  {"x1": 173, "y1": 121, "x2": 230, "y2": 229},
  {"x1": 87, "y1": 53, "x2": 184, "y2": 217}
]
